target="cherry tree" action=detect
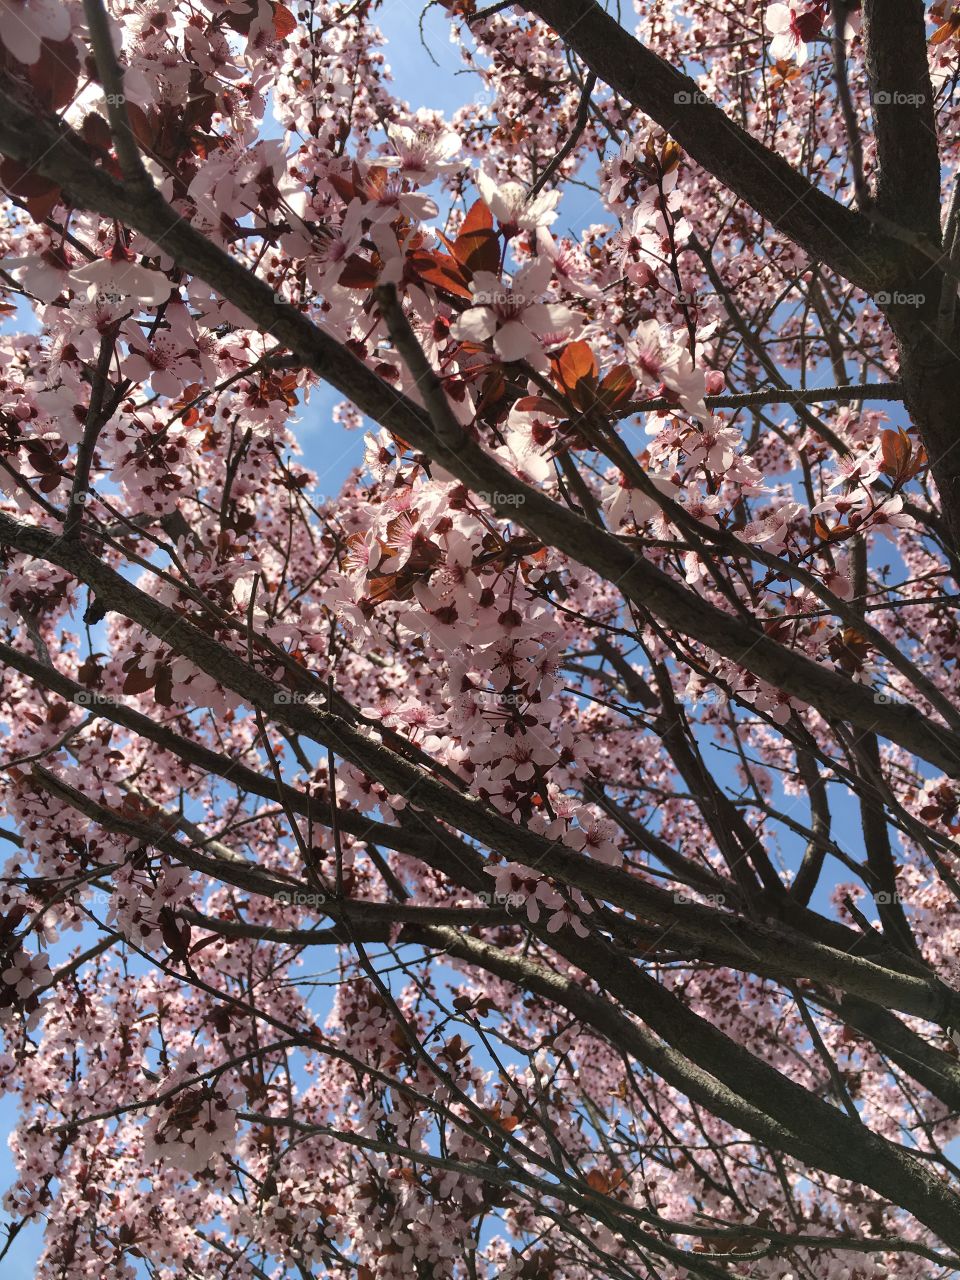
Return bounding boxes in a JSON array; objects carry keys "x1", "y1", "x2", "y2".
[{"x1": 0, "y1": 0, "x2": 960, "y2": 1275}]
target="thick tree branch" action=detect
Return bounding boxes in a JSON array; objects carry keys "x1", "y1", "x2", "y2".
[
  {"x1": 636, "y1": 380, "x2": 903, "y2": 415},
  {"x1": 862, "y1": 0, "x2": 941, "y2": 244},
  {"x1": 29, "y1": 756, "x2": 960, "y2": 1253},
  {"x1": 6, "y1": 596, "x2": 954, "y2": 1028}
]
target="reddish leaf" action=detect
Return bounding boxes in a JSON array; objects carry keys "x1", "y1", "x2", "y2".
[
  {"x1": 407, "y1": 249, "x2": 473, "y2": 300},
  {"x1": 880, "y1": 427, "x2": 912, "y2": 481},
  {"x1": 183, "y1": 81, "x2": 218, "y2": 133},
  {"x1": 454, "y1": 227, "x2": 500, "y2": 276},
  {"x1": 443, "y1": 1033, "x2": 469, "y2": 1061},
  {"x1": 81, "y1": 112, "x2": 114, "y2": 153},
  {"x1": 272, "y1": 1, "x2": 296, "y2": 38},
  {"x1": 513, "y1": 395, "x2": 567, "y2": 418},
  {"x1": 557, "y1": 340, "x2": 598, "y2": 389},
  {"x1": 930, "y1": 16, "x2": 960, "y2": 44},
  {"x1": 474, "y1": 369, "x2": 510, "y2": 416},
  {"x1": 154, "y1": 664, "x2": 174, "y2": 707},
  {"x1": 159, "y1": 908, "x2": 191, "y2": 963},
  {"x1": 125, "y1": 102, "x2": 158, "y2": 151},
  {"x1": 0, "y1": 157, "x2": 62, "y2": 221},
  {"x1": 337, "y1": 254, "x2": 381, "y2": 289},
  {"x1": 450, "y1": 202, "x2": 500, "y2": 274},
  {"x1": 222, "y1": 0, "x2": 257, "y2": 35},
  {"x1": 434, "y1": 227, "x2": 459, "y2": 256},
  {"x1": 28, "y1": 38, "x2": 80, "y2": 111},
  {"x1": 26, "y1": 183, "x2": 62, "y2": 222},
  {"x1": 328, "y1": 165, "x2": 364, "y2": 203},
  {"x1": 77, "y1": 657, "x2": 102, "y2": 687},
  {"x1": 585, "y1": 1167, "x2": 627, "y2": 1195},
  {"x1": 459, "y1": 198, "x2": 494, "y2": 236},
  {"x1": 122, "y1": 667, "x2": 156, "y2": 696},
  {"x1": 553, "y1": 340, "x2": 599, "y2": 410},
  {"x1": 597, "y1": 363, "x2": 636, "y2": 409}
]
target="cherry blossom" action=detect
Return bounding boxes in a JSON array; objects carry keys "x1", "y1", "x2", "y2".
[
  {"x1": 737, "y1": 500, "x2": 803, "y2": 549},
  {"x1": 474, "y1": 169, "x2": 560, "y2": 234},
  {"x1": 378, "y1": 123, "x2": 462, "y2": 183},
  {"x1": 451, "y1": 258, "x2": 581, "y2": 367},
  {"x1": 142, "y1": 1057, "x2": 239, "y2": 1175},
  {"x1": 69, "y1": 246, "x2": 172, "y2": 308},
  {"x1": 1, "y1": 948, "x2": 50, "y2": 1000},
  {"x1": 2, "y1": 242, "x2": 75, "y2": 303},
  {"x1": 0, "y1": 0, "x2": 70, "y2": 64},
  {"x1": 765, "y1": 4, "x2": 825, "y2": 65},
  {"x1": 601, "y1": 468, "x2": 676, "y2": 530},
  {"x1": 562, "y1": 807, "x2": 622, "y2": 867}
]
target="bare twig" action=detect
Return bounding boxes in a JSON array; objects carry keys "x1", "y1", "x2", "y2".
[{"x1": 529, "y1": 70, "x2": 597, "y2": 197}]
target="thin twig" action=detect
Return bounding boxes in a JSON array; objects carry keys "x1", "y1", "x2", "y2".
[
  {"x1": 63, "y1": 332, "x2": 115, "y2": 538},
  {"x1": 81, "y1": 0, "x2": 151, "y2": 184},
  {"x1": 529, "y1": 70, "x2": 597, "y2": 197},
  {"x1": 830, "y1": 0, "x2": 870, "y2": 209}
]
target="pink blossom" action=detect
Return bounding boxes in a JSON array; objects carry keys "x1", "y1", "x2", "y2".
[
  {"x1": 1, "y1": 948, "x2": 50, "y2": 999},
  {"x1": 602, "y1": 469, "x2": 676, "y2": 530},
  {"x1": 765, "y1": 4, "x2": 823, "y2": 65},
  {"x1": 563, "y1": 807, "x2": 622, "y2": 866},
  {"x1": 475, "y1": 169, "x2": 560, "y2": 233},
  {"x1": 69, "y1": 250, "x2": 171, "y2": 309},
  {"x1": 0, "y1": 0, "x2": 69, "y2": 64},
  {"x1": 450, "y1": 258, "x2": 581, "y2": 368},
  {"x1": 377, "y1": 123, "x2": 461, "y2": 183}
]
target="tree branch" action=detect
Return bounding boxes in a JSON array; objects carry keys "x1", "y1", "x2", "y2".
[{"x1": 862, "y1": 0, "x2": 941, "y2": 245}]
